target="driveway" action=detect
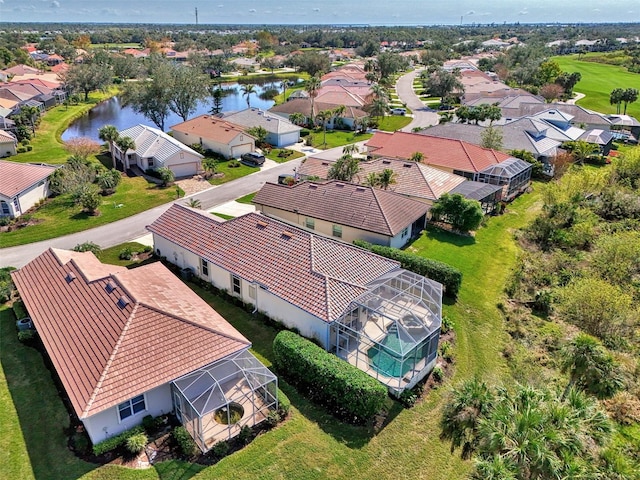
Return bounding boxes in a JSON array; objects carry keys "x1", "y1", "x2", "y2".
[
  {"x1": 0, "y1": 158, "x2": 304, "y2": 268},
  {"x1": 395, "y1": 69, "x2": 440, "y2": 132}
]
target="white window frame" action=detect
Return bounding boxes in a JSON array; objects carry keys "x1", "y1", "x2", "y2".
[
  {"x1": 117, "y1": 394, "x2": 146, "y2": 422},
  {"x1": 305, "y1": 217, "x2": 315, "y2": 230},
  {"x1": 201, "y1": 258, "x2": 209, "y2": 277},
  {"x1": 401, "y1": 227, "x2": 409, "y2": 238},
  {"x1": 231, "y1": 274, "x2": 241, "y2": 295},
  {"x1": 332, "y1": 224, "x2": 342, "y2": 238},
  {"x1": 147, "y1": 157, "x2": 155, "y2": 168}
]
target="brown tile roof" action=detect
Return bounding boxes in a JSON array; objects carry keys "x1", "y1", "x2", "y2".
[
  {"x1": 170, "y1": 115, "x2": 252, "y2": 144},
  {"x1": 0, "y1": 160, "x2": 57, "y2": 198},
  {"x1": 366, "y1": 131, "x2": 510, "y2": 173},
  {"x1": 270, "y1": 99, "x2": 367, "y2": 119},
  {"x1": 298, "y1": 156, "x2": 466, "y2": 201},
  {"x1": 2, "y1": 64, "x2": 40, "y2": 76},
  {"x1": 253, "y1": 180, "x2": 429, "y2": 236},
  {"x1": 11, "y1": 249, "x2": 249, "y2": 419},
  {"x1": 148, "y1": 205, "x2": 400, "y2": 322}
]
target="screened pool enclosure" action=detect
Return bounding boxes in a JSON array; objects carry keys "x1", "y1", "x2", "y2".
[
  {"x1": 331, "y1": 269, "x2": 443, "y2": 394},
  {"x1": 171, "y1": 350, "x2": 278, "y2": 452}
]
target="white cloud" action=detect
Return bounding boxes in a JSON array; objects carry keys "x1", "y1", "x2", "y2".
[
  {"x1": 248, "y1": 8, "x2": 256, "y2": 12},
  {"x1": 51, "y1": 0, "x2": 60, "y2": 8},
  {"x1": 518, "y1": 9, "x2": 529, "y2": 15}
]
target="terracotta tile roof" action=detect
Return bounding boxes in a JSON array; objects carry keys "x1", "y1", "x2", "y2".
[
  {"x1": 254, "y1": 180, "x2": 429, "y2": 236},
  {"x1": 298, "y1": 156, "x2": 466, "y2": 201},
  {"x1": 2, "y1": 64, "x2": 40, "y2": 76},
  {"x1": 10, "y1": 78, "x2": 61, "y2": 89},
  {"x1": 366, "y1": 131, "x2": 509, "y2": 173},
  {"x1": 148, "y1": 205, "x2": 400, "y2": 322},
  {"x1": 170, "y1": 115, "x2": 251, "y2": 144},
  {"x1": 0, "y1": 160, "x2": 57, "y2": 198},
  {"x1": 270, "y1": 99, "x2": 367, "y2": 119},
  {"x1": 11, "y1": 249, "x2": 249, "y2": 419}
]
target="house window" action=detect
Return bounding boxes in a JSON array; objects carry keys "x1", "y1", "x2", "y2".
[
  {"x1": 201, "y1": 258, "x2": 209, "y2": 277},
  {"x1": 332, "y1": 224, "x2": 342, "y2": 238},
  {"x1": 401, "y1": 227, "x2": 409, "y2": 238},
  {"x1": 118, "y1": 394, "x2": 146, "y2": 421},
  {"x1": 148, "y1": 157, "x2": 154, "y2": 168},
  {"x1": 0, "y1": 201, "x2": 10, "y2": 216},
  {"x1": 305, "y1": 217, "x2": 315, "y2": 230},
  {"x1": 231, "y1": 275, "x2": 241, "y2": 295}
]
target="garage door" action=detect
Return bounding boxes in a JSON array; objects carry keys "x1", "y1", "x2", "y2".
[
  {"x1": 171, "y1": 162, "x2": 198, "y2": 178},
  {"x1": 231, "y1": 143, "x2": 253, "y2": 158}
]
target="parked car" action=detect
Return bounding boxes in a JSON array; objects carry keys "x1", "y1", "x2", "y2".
[
  {"x1": 240, "y1": 152, "x2": 266, "y2": 166},
  {"x1": 390, "y1": 108, "x2": 407, "y2": 116}
]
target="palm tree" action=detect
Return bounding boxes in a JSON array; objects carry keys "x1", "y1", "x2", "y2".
[
  {"x1": 377, "y1": 168, "x2": 397, "y2": 190},
  {"x1": 364, "y1": 172, "x2": 380, "y2": 187},
  {"x1": 371, "y1": 83, "x2": 389, "y2": 102},
  {"x1": 568, "y1": 140, "x2": 598, "y2": 165},
  {"x1": 560, "y1": 333, "x2": 624, "y2": 399},
  {"x1": 409, "y1": 151, "x2": 424, "y2": 162},
  {"x1": 327, "y1": 154, "x2": 360, "y2": 182},
  {"x1": 241, "y1": 83, "x2": 256, "y2": 108},
  {"x1": 342, "y1": 143, "x2": 360, "y2": 156},
  {"x1": 622, "y1": 87, "x2": 639, "y2": 115},
  {"x1": 315, "y1": 109, "x2": 333, "y2": 147},
  {"x1": 186, "y1": 198, "x2": 202, "y2": 209},
  {"x1": 289, "y1": 112, "x2": 306, "y2": 127},
  {"x1": 610, "y1": 88, "x2": 624, "y2": 114},
  {"x1": 98, "y1": 125, "x2": 120, "y2": 169},
  {"x1": 305, "y1": 76, "x2": 321, "y2": 124},
  {"x1": 333, "y1": 104, "x2": 346, "y2": 129},
  {"x1": 369, "y1": 98, "x2": 388, "y2": 124},
  {"x1": 280, "y1": 80, "x2": 288, "y2": 99},
  {"x1": 114, "y1": 136, "x2": 136, "y2": 171}
]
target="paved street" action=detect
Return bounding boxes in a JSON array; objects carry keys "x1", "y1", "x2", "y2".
[
  {"x1": 0, "y1": 159, "x2": 303, "y2": 268},
  {"x1": 395, "y1": 69, "x2": 440, "y2": 132}
]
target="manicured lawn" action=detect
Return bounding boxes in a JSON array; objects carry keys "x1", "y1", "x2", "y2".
[
  {"x1": 377, "y1": 115, "x2": 412, "y2": 132},
  {"x1": 0, "y1": 187, "x2": 543, "y2": 480},
  {"x1": 265, "y1": 149, "x2": 305, "y2": 163},
  {"x1": 207, "y1": 160, "x2": 260, "y2": 186},
  {"x1": 211, "y1": 212, "x2": 235, "y2": 220},
  {"x1": 0, "y1": 177, "x2": 176, "y2": 248},
  {"x1": 13, "y1": 89, "x2": 117, "y2": 165},
  {"x1": 553, "y1": 55, "x2": 640, "y2": 118},
  {"x1": 97, "y1": 242, "x2": 151, "y2": 267},
  {"x1": 308, "y1": 130, "x2": 372, "y2": 149},
  {"x1": 235, "y1": 192, "x2": 256, "y2": 204}
]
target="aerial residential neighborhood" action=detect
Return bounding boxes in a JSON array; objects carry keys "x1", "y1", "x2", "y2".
[{"x1": 0, "y1": 11, "x2": 639, "y2": 480}]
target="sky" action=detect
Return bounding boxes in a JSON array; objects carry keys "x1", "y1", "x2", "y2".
[{"x1": 0, "y1": 0, "x2": 639, "y2": 25}]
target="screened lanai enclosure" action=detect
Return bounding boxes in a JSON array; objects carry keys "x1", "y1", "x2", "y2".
[
  {"x1": 331, "y1": 269, "x2": 443, "y2": 395},
  {"x1": 477, "y1": 157, "x2": 532, "y2": 201},
  {"x1": 171, "y1": 350, "x2": 278, "y2": 452}
]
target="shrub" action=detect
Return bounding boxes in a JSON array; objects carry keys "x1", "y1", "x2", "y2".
[
  {"x1": 92, "y1": 425, "x2": 144, "y2": 456},
  {"x1": 12, "y1": 300, "x2": 28, "y2": 320},
  {"x1": 73, "y1": 242, "x2": 102, "y2": 255},
  {"x1": 265, "y1": 410, "x2": 280, "y2": 428},
  {"x1": 277, "y1": 387, "x2": 291, "y2": 418},
  {"x1": 18, "y1": 329, "x2": 36, "y2": 343},
  {"x1": 439, "y1": 341, "x2": 454, "y2": 362},
  {"x1": 238, "y1": 425, "x2": 252, "y2": 445},
  {"x1": 125, "y1": 432, "x2": 148, "y2": 454},
  {"x1": 119, "y1": 246, "x2": 135, "y2": 260},
  {"x1": 353, "y1": 240, "x2": 462, "y2": 298},
  {"x1": 441, "y1": 315, "x2": 454, "y2": 334},
  {"x1": 156, "y1": 167, "x2": 175, "y2": 186},
  {"x1": 399, "y1": 389, "x2": 418, "y2": 408},
  {"x1": 228, "y1": 160, "x2": 241, "y2": 168},
  {"x1": 172, "y1": 426, "x2": 198, "y2": 458},
  {"x1": 210, "y1": 440, "x2": 229, "y2": 458},
  {"x1": 432, "y1": 365, "x2": 444, "y2": 382},
  {"x1": 26, "y1": 145, "x2": 33, "y2": 151},
  {"x1": 272, "y1": 331, "x2": 387, "y2": 423},
  {"x1": 17, "y1": 146, "x2": 26, "y2": 154},
  {"x1": 0, "y1": 267, "x2": 16, "y2": 303},
  {"x1": 141, "y1": 414, "x2": 164, "y2": 434}
]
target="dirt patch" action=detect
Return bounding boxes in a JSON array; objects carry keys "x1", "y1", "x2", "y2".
[{"x1": 177, "y1": 177, "x2": 214, "y2": 196}]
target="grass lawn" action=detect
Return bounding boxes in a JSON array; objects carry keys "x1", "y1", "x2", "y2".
[
  {"x1": 0, "y1": 177, "x2": 176, "y2": 248},
  {"x1": 97, "y1": 242, "x2": 151, "y2": 267},
  {"x1": 309, "y1": 130, "x2": 372, "y2": 149},
  {"x1": 207, "y1": 160, "x2": 260, "y2": 186},
  {"x1": 235, "y1": 192, "x2": 256, "y2": 204},
  {"x1": 265, "y1": 148, "x2": 305, "y2": 163},
  {"x1": 553, "y1": 55, "x2": 640, "y2": 118},
  {"x1": 377, "y1": 115, "x2": 412, "y2": 132},
  {"x1": 13, "y1": 89, "x2": 117, "y2": 165},
  {"x1": 0, "y1": 187, "x2": 543, "y2": 480}
]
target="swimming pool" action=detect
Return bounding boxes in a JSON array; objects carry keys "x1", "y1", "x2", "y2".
[{"x1": 367, "y1": 328, "x2": 414, "y2": 378}]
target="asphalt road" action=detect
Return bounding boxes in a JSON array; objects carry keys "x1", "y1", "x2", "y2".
[
  {"x1": 0, "y1": 159, "x2": 303, "y2": 268},
  {"x1": 395, "y1": 69, "x2": 440, "y2": 132}
]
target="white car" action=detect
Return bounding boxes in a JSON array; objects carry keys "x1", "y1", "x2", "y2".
[{"x1": 390, "y1": 108, "x2": 407, "y2": 116}]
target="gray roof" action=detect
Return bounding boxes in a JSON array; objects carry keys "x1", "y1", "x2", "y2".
[
  {"x1": 606, "y1": 114, "x2": 640, "y2": 128},
  {"x1": 503, "y1": 103, "x2": 612, "y2": 128},
  {"x1": 221, "y1": 108, "x2": 302, "y2": 135},
  {"x1": 118, "y1": 124, "x2": 203, "y2": 163},
  {"x1": 480, "y1": 157, "x2": 531, "y2": 179},
  {"x1": 579, "y1": 128, "x2": 613, "y2": 145},
  {"x1": 449, "y1": 181, "x2": 503, "y2": 201}
]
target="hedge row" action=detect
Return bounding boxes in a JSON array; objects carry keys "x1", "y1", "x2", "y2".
[
  {"x1": 92, "y1": 425, "x2": 144, "y2": 456},
  {"x1": 272, "y1": 330, "x2": 386, "y2": 423},
  {"x1": 354, "y1": 240, "x2": 462, "y2": 298}
]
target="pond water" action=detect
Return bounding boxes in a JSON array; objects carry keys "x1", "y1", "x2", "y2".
[{"x1": 61, "y1": 83, "x2": 277, "y2": 142}]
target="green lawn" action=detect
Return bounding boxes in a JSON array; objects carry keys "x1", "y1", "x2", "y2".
[
  {"x1": 377, "y1": 115, "x2": 412, "y2": 132},
  {"x1": 235, "y1": 192, "x2": 256, "y2": 204},
  {"x1": 553, "y1": 55, "x2": 640, "y2": 118},
  {"x1": 97, "y1": 242, "x2": 151, "y2": 267},
  {"x1": 207, "y1": 160, "x2": 260, "y2": 186},
  {"x1": 0, "y1": 188, "x2": 543, "y2": 480},
  {"x1": 14, "y1": 89, "x2": 117, "y2": 165},
  {"x1": 309, "y1": 131, "x2": 373, "y2": 149},
  {"x1": 265, "y1": 149, "x2": 305, "y2": 163},
  {"x1": 0, "y1": 177, "x2": 176, "y2": 248}
]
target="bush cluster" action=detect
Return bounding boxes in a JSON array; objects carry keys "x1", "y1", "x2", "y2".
[
  {"x1": 172, "y1": 426, "x2": 198, "y2": 458},
  {"x1": 353, "y1": 240, "x2": 461, "y2": 298},
  {"x1": 272, "y1": 330, "x2": 387, "y2": 423},
  {"x1": 92, "y1": 425, "x2": 144, "y2": 456}
]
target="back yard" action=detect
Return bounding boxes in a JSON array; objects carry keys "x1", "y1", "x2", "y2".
[{"x1": 0, "y1": 188, "x2": 542, "y2": 479}]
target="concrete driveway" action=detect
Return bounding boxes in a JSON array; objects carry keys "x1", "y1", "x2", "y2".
[{"x1": 395, "y1": 69, "x2": 440, "y2": 132}]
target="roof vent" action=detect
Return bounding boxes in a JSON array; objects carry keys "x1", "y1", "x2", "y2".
[
  {"x1": 105, "y1": 280, "x2": 117, "y2": 293},
  {"x1": 321, "y1": 162, "x2": 329, "y2": 166},
  {"x1": 257, "y1": 220, "x2": 268, "y2": 228},
  {"x1": 356, "y1": 187, "x2": 366, "y2": 192},
  {"x1": 65, "y1": 271, "x2": 76, "y2": 283},
  {"x1": 335, "y1": 183, "x2": 344, "y2": 187},
  {"x1": 403, "y1": 163, "x2": 413, "y2": 168},
  {"x1": 382, "y1": 160, "x2": 391, "y2": 164},
  {"x1": 117, "y1": 296, "x2": 130, "y2": 309},
  {"x1": 309, "y1": 184, "x2": 318, "y2": 189},
  {"x1": 281, "y1": 231, "x2": 293, "y2": 239}
]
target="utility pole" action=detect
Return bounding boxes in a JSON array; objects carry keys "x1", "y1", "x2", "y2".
[{"x1": 195, "y1": 7, "x2": 198, "y2": 26}]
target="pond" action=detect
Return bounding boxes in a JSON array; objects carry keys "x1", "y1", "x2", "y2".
[{"x1": 61, "y1": 83, "x2": 277, "y2": 142}]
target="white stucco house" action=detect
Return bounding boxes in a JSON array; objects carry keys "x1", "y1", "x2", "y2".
[
  {"x1": 114, "y1": 124, "x2": 203, "y2": 178},
  {"x1": 220, "y1": 108, "x2": 302, "y2": 147},
  {"x1": 148, "y1": 205, "x2": 444, "y2": 395},
  {"x1": 11, "y1": 249, "x2": 278, "y2": 452},
  {"x1": 0, "y1": 129, "x2": 17, "y2": 157},
  {"x1": 171, "y1": 115, "x2": 256, "y2": 159},
  {"x1": 0, "y1": 160, "x2": 57, "y2": 218}
]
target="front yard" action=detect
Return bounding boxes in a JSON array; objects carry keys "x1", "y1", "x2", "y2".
[
  {"x1": 0, "y1": 188, "x2": 543, "y2": 479},
  {"x1": 308, "y1": 130, "x2": 372, "y2": 149}
]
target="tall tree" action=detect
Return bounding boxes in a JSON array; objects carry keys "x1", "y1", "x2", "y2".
[
  {"x1": 241, "y1": 84, "x2": 256, "y2": 108},
  {"x1": 98, "y1": 125, "x2": 120, "y2": 168},
  {"x1": 327, "y1": 154, "x2": 360, "y2": 182},
  {"x1": 481, "y1": 126, "x2": 504, "y2": 150},
  {"x1": 59, "y1": 62, "x2": 112, "y2": 101},
  {"x1": 430, "y1": 193, "x2": 484, "y2": 233},
  {"x1": 114, "y1": 136, "x2": 136, "y2": 171},
  {"x1": 315, "y1": 109, "x2": 333, "y2": 147},
  {"x1": 289, "y1": 112, "x2": 306, "y2": 127},
  {"x1": 621, "y1": 88, "x2": 639, "y2": 115},
  {"x1": 424, "y1": 69, "x2": 464, "y2": 103},
  {"x1": 377, "y1": 168, "x2": 397, "y2": 190},
  {"x1": 305, "y1": 76, "x2": 321, "y2": 124},
  {"x1": 169, "y1": 65, "x2": 209, "y2": 121},
  {"x1": 610, "y1": 88, "x2": 625, "y2": 114},
  {"x1": 121, "y1": 59, "x2": 173, "y2": 131}
]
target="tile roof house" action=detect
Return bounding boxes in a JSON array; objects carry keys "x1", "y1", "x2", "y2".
[
  {"x1": 0, "y1": 130, "x2": 17, "y2": 158},
  {"x1": 115, "y1": 124, "x2": 203, "y2": 177},
  {"x1": 171, "y1": 115, "x2": 255, "y2": 160},
  {"x1": 0, "y1": 160, "x2": 57, "y2": 217},
  {"x1": 11, "y1": 249, "x2": 277, "y2": 451},
  {"x1": 270, "y1": 99, "x2": 367, "y2": 129},
  {"x1": 366, "y1": 131, "x2": 532, "y2": 201},
  {"x1": 253, "y1": 180, "x2": 430, "y2": 248},
  {"x1": 148, "y1": 205, "x2": 443, "y2": 393},
  {"x1": 220, "y1": 108, "x2": 302, "y2": 147}
]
